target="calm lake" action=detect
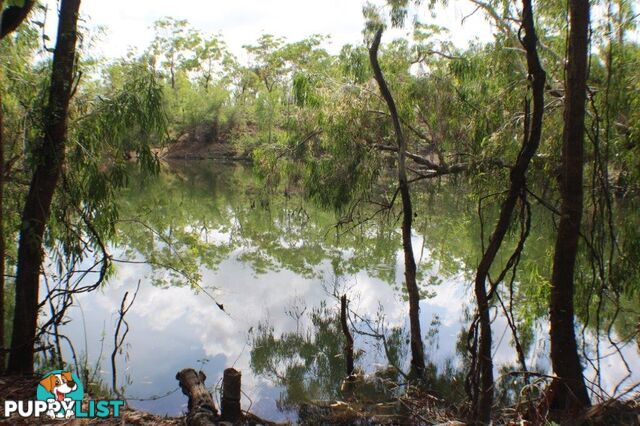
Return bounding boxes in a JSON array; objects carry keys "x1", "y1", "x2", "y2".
[{"x1": 45, "y1": 160, "x2": 639, "y2": 422}]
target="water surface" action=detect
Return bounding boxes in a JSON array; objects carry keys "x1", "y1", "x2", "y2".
[{"x1": 49, "y1": 160, "x2": 640, "y2": 421}]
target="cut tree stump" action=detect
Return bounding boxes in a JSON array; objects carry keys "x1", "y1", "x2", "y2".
[
  {"x1": 221, "y1": 368, "x2": 242, "y2": 423},
  {"x1": 176, "y1": 368, "x2": 218, "y2": 426}
]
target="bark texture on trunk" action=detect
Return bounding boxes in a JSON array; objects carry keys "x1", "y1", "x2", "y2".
[
  {"x1": 221, "y1": 368, "x2": 242, "y2": 423},
  {"x1": 549, "y1": 0, "x2": 592, "y2": 412},
  {"x1": 176, "y1": 368, "x2": 218, "y2": 426},
  {"x1": 0, "y1": 53, "x2": 4, "y2": 373},
  {"x1": 1, "y1": 0, "x2": 37, "y2": 375},
  {"x1": 369, "y1": 28, "x2": 426, "y2": 378},
  {"x1": 340, "y1": 295, "x2": 355, "y2": 377},
  {"x1": 7, "y1": 0, "x2": 81, "y2": 374},
  {"x1": 469, "y1": 1, "x2": 546, "y2": 421}
]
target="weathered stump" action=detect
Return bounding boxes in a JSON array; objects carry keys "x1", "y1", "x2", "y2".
[
  {"x1": 221, "y1": 368, "x2": 242, "y2": 423},
  {"x1": 176, "y1": 368, "x2": 218, "y2": 426}
]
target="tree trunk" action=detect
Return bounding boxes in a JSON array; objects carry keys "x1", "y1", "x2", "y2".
[
  {"x1": 170, "y1": 53, "x2": 176, "y2": 89},
  {"x1": 6, "y1": 0, "x2": 81, "y2": 374},
  {"x1": 1, "y1": 0, "x2": 36, "y2": 375},
  {"x1": 548, "y1": 0, "x2": 591, "y2": 412},
  {"x1": 0, "y1": 0, "x2": 5, "y2": 367},
  {"x1": 0, "y1": 42, "x2": 4, "y2": 373},
  {"x1": 369, "y1": 28, "x2": 426, "y2": 378},
  {"x1": 468, "y1": 1, "x2": 546, "y2": 422}
]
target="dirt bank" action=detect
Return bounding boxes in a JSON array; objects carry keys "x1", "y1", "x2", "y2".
[{"x1": 161, "y1": 122, "x2": 250, "y2": 161}]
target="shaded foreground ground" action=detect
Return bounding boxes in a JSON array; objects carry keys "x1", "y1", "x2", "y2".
[
  {"x1": 0, "y1": 375, "x2": 179, "y2": 426},
  {"x1": 1, "y1": 374, "x2": 639, "y2": 425}
]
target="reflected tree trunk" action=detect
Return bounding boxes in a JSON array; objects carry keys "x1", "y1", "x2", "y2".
[
  {"x1": 548, "y1": 0, "x2": 591, "y2": 412},
  {"x1": 7, "y1": 0, "x2": 81, "y2": 374},
  {"x1": 369, "y1": 28, "x2": 426, "y2": 378}
]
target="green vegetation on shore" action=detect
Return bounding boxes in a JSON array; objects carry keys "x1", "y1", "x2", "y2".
[{"x1": 0, "y1": 0, "x2": 639, "y2": 424}]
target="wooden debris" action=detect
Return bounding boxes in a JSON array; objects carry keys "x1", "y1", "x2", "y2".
[
  {"x1": 176, "y1": 368, "x2": 218, "y2": 426},
  {"x1": 221, "y1": 368, "x2": 241, "y2": 423}
]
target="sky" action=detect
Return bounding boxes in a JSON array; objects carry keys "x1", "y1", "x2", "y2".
[{"x1": 42, "y1": 0, "x2": 495, "y2": 61}]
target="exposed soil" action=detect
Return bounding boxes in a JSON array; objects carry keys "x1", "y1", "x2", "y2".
[
  {"x1": 161, "y1": 122, "x2": 250, "y2": 161},
  {"x1": 1, "y1": 374, "x2": 638, "y2": 425}
]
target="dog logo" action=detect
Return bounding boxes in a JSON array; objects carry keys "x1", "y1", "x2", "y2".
[
  {"x1": 36, "y1": 370, "x2": 84, "y2": 419},
  {"x1": 4, "y1": 369, "x2": 122, "y2": 419}
]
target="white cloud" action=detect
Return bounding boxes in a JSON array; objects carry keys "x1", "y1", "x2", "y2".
[{"x1": 41, "y1": 0, "x2": 493, "y2": 61}]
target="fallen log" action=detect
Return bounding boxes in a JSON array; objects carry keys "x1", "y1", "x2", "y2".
[{"x1": 176, "y1": 368, "x2": 218, "y2": 426}]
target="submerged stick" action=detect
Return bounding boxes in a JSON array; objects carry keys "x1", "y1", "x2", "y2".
[{"x1": 340, "y1": 295, "x2": 354, "y2": 376}]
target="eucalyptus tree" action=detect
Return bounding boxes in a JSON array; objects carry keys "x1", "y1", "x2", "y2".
[
  {"x1": 5, "y1": 5, "x2": 168, "y2": 374},
  {"x1": 195, "y1": 34, "x2": 227, "y2": 92},
  {"x1": 150, "y1": 17, "x2": 201, "y2": 89},
  {"x1": 0, "y1": 0, "x2": 36, "y2": 372},
  {"x1": 464, "y1": 0, "x2": 546, "y2": 420},
  {"x1": 8, "y1": 0, "x2": 81, "y2": 374},
  {"x1": 369, "y1": 28, "x2": 426, "y2": 378},
  {"x1": 548, "y1": 0, "x2": 591, "y2": 412},
  {"x1": 243, "y1": 34, "x2": 287, "y2": 94}
]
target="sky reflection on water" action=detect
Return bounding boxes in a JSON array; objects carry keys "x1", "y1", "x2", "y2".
[{"x1": 50, "y1": 162, "x2": 639, "y2": 421}]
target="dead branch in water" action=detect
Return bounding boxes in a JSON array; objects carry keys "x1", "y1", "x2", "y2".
[
  {"x1": 340, "y1": 294, "x2": 355, "y2": 377},
  {"x1": 112, "y1": 280, "x2": 140, "y2": 398}
]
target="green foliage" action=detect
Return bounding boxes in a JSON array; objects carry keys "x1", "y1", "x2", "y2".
[
  {"x1": 1, "y1": 25, "x2": 168, "y2": 280},
  {"x1": 338, "y1": 44, "x2": 370, "y2": 84},
  {"x1": 47, "y1": 58, "x2": 167, "y2": 267},
  {"x1": 2, "y1": 5, "x2": 640, "y2": 413},
  {"x1": 250, "y1": 301, "x2": 366, "y2": 409}
]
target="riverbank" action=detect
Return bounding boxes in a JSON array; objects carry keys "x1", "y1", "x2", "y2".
[
  {"x1": 158, "y1": 122, "x2": 251, "y2": 161},
  {"x1": 0, "y1": 375, "x2": 180, "y2": 425},
  {"x1": 1, "y1": 372, "x2": 638, "y2": 425}
]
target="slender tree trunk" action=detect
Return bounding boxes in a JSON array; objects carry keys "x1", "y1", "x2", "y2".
[
  {"x1": 0, "y1": 31, "x2": 5, "y2": 372},
  {"x1": 170, "y1": 53, "x2": 176, "y2": 89},
  {"x1": 1, "y1": 0, "x2": 35, "y2": 374},
  {"x1": 369, "y1": 28, "x2": 426, "y2": 378},
  {"x1": 548, "y1": 0, "x2": 591, "y2": 412},
  {"x1": 7, "y1": 0, "x2": 81, "y2": 374},
  {"x1": 469, "y1": 2, "x2": 546, "y2": 422},
  {"x1": 340, "y1": 295, "x2": 354, "y2": 376}
]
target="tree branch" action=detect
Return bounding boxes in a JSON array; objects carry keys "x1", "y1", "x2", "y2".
[{"x1": 0, "y1": 0, "x2": 35, "y2": 39}]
